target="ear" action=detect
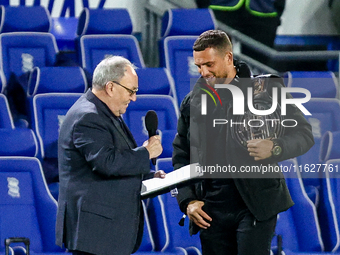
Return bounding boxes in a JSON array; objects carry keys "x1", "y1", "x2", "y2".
[
  {"x1": 105, "y1": 81, "x2": 114, "y2": 97},
  {"x1": 225, "y1": 51, "x2": 233, "y2": 64}
]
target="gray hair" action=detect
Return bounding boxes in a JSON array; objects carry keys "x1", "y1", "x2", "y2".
[{"x1": 92, "y1": 56, "x2": 136, "y2": 90}]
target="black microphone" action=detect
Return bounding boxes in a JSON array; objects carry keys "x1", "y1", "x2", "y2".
[{"x1": 145, "y1": 110, "x2": 158, "y2": 165}]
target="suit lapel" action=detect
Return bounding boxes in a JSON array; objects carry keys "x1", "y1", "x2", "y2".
[
  {"x1": 110, "y1": 116, "x2": 137, "y2": 149},
  {"x1": 85, "y1": 90, "x2": 137, "y2": 149},
  {"x1": 119, "y1": 117, "x2": 138, "y2": 147}
]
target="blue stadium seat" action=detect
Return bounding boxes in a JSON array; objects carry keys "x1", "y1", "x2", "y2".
[
  {"x1": 0, "y1": 127, "x2": 38, "y2": 255},
  {"x1": 134, "y1": 200, "x2": 156, "y2": 253},
  {"x1": 160, "y1": 8, "x2": 216, "y2": 108},
  {"x1": 0, "y1": 30, "x2": 59, "y2": 123},
  {"x1": 327, "y1": 39, "x2": 340, "y2": 72},
  {"x1": 0, "y1": 5, "x2": 51, "y2": 33},
  {"x1": 27, "y1": 66, "x2": 88, "y2": 97},
  {"x1": 155, "y1": 157, "x2": 177, "y2": 197},
  {"x1": 321, "y1": 159, "x2": 340, "y2": 252},
  {"x1": 0, "y1": 94, "x2": 15, "y2": 129},
  {"x1": 136, "y1": 67, "x2": 178, "y2": 103},
  {"x1": 161, "y1": 8, "x2": 216, "y2": 38},
  {"x1": 123, "y1": 95, "x2": 178, "y2": 159},
  {"x1": 0, "y1": 106, "x2": 38, "y2": 159},
  {"x1": 0, "y1": 5, "x2": 58, "y2": 82},
  {"x1": 0, "y1": 32, "x2": 58, "y2": 82},
  {"x1": 77, "y1": 8, "x2": 145, "y2": 74},
  {"x1": 0, "y1": 128, "x2": 38, "y2": 157},
  {"x1": 150, "y1": 158, "x2": 201, "y2": 254},
  {"x1": 25, "y1": 66, "x2": 87, "y2": 130},
  {"x1": 31, "y1": 93, "x2": 82, "y2": 186},
  {"x1": 50, "y1": 17, "x2": 78, "y2": 51},
  {"x1": 317, "y1": 131, "x2": 340, "y2": 252},
  {"x1": 317, "y1": 165, "x2": 340, "y2": 252},
  {"x1": 156, "y1": 157, "x2": 173, "y2": 173},
  {"x1": 284, "y1": 71, "x2": 338, "y2": 98},
  {"x1": 298, "y1": 98, "x2": 340, "y2": 181},
  {"x1": 160, "y1": 8, "x2": 217, "y2": 67},
  {"x1": 123, "y1": 74, "x2": 178, "y2": 158},
  {"x1": 0, "y1": 156, "x2": 71, "y2": 255},
  {"x1": 0, "y1": 92, "x2": 28, "y2": 128},
  {"x1": 135, "y1": 199, "x2": 183, "y2": 255},
  {"x1": 77, "y1": 8, "x2": 133, "y2": 35},
  {"x1": 271, "y1": 158, "x2": 325, "y2": 254},
  {"x1": 27, "y1": 67, "x2": 87, "y2": 199},
  {"x1": 297, "y1": 98, "x2": 340, "y2": 215},
  {"x1": 164, "y1": 36, "x2": 200, "y2": 108},
  {"x1": 0, "y1": 5, "x2": 59, "y2": 124},
  {"x1": 0, "y1": 69, "x2": 6, "y2": 94},
  {"x1": 320, "y1": 131, "x2": 340, "y2": 163},
  {"x1": 147, "y1": 193, "x2": 201, "y2": 255}
]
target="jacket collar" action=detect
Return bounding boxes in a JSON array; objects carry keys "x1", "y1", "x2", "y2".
[
  {"x1": 84, "y1": 89, "x2": 137, "y2": 148},
  {"x1": 190, "y1": 61, "x2": 252, "y2": 115}
]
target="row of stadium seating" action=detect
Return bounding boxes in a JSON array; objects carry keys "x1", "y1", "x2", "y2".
[
  {"x1": 0, "y1": 148, "x2": 339, "y2": 255},
  {"x1": 0, "y1": 6, "x2": 215, "y2": 111},
  {"x1": 1, "y1": 72, "x2": 340, "y2": 255},
  {"x1": 0, "y1": 5, "x2": 182, "y2": 255},
  {"x1": 0, "y1": 5, "x2": 339, "y2": 112}
]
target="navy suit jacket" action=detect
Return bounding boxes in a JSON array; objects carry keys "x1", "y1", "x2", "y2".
[{"x1": 56, "y1": 90, "x2": 151, "y2": 255}]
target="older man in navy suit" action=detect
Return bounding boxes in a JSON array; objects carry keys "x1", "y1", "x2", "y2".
[{"x1": 56, "y1": 56, "x2": 164, "y2": 255}]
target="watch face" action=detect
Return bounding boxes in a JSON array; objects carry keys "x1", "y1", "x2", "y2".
[{"x1": 273, "y1": 146, "x2": 282, "y2": 156}]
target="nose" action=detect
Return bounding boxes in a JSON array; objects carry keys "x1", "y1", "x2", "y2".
[
  {"x1": 130, "y1": 93, "x2": 137, "y2": 102},
  {"x1": 200, "y1": 66, "x2": 210, "y2": 77}
]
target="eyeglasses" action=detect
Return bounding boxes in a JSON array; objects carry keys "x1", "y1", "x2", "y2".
[{"x1": 112, "y1": 81, "x2": 138, "y2": 96}]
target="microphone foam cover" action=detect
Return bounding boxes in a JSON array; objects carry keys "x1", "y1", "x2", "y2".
[{"x1": 145, "y1": 110, "x2": 158, "y2": 134}]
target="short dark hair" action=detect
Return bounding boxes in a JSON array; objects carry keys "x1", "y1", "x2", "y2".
[{"x1": 193, "y1": 30, "x2": 232, "y2": 53}]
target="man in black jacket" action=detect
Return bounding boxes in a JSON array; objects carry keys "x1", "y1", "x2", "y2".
[{"x1": 172, "y1": 30, "x2": 314, "y2": 255}]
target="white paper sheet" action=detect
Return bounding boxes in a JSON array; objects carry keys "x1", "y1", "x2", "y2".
[{"x1": 141, "y1": 163, "x2": 203, "y2": 198}]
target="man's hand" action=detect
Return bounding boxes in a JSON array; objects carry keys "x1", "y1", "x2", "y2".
[
  {"x1": 186, "y1": 200, "x2": 212, "y2": 229},
  {"x1": 143, "y1": 135, "x2": 163, "y2": 159},
  {"x1": 247, "y1": 139, "x2": 273, "y2": 161},
  {"x1": 154, "y1": 170, "x2": 166, "y2": 178}
]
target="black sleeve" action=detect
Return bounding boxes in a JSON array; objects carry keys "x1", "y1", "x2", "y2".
[
  {"x1": 267, "y1": 78, "x2": 315, "y2": 162},
  {"x1": 172, "y1": 97, "x2": 191, "y2": 170},
  {"x1": 276, "y1": 104, "x2": 315, "y2": 161},
  {"x1": 172, "y1": 95, "x2": 199, "y2": 213}
]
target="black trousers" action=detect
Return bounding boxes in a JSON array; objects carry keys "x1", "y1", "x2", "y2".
[{"x1": 199, "y1": 203, "x2": 277, "y2": 255}]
